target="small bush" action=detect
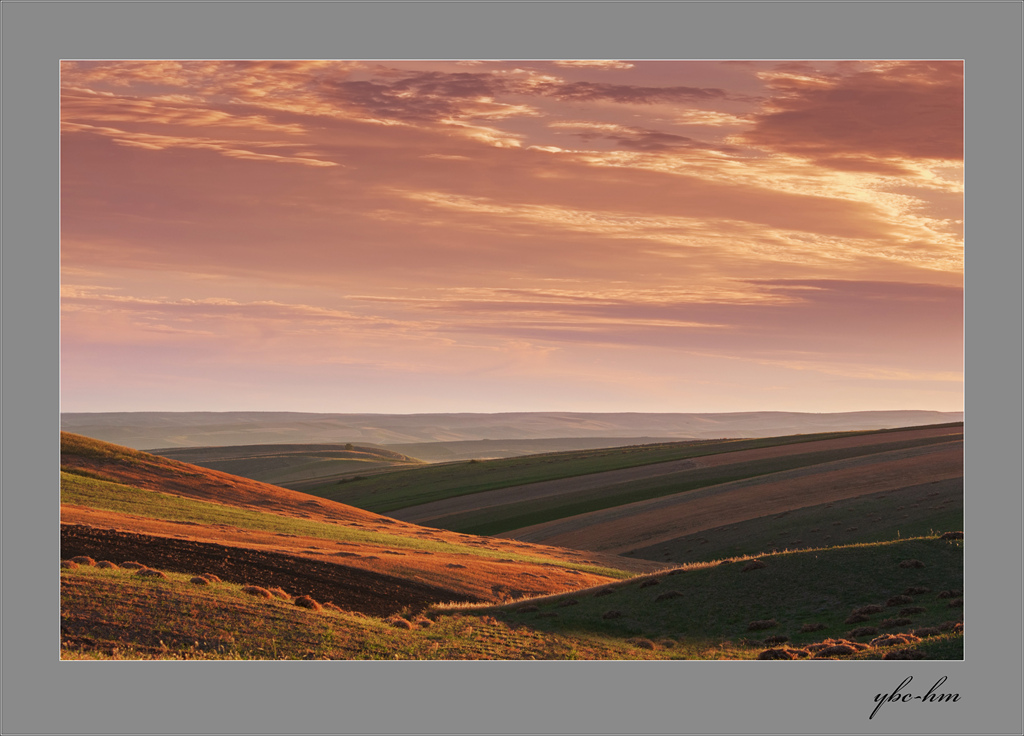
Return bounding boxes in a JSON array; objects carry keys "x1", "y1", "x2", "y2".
[
  {"x1": 71, "y1": 556, "x2": 96, "y2": 566},
  {"x1": 904, "y1": 586, "x2": 931, "y2": 595},
  {"x1": 741, "y1": 560, "x2": 766, "y2": 572},
  {"x1": 869, "y1": 633, "x2": 920, "y2": 648},
  {"x1": 136, "y1": 568, "x2": 167, "y2": 579},
  {"x1": 602, "y1": 610, "x2": 623, "y2": 620},
  {"x1": 242, "y1": 585, "x2": 272, "y2": 598},
  {"x1": 628, "y1": 638, "x2": 656, "y2": 650},
  {"x1": 747, "y1": 619, "x2": 777, "y2": 631},
  {"x1": 879, "y1": 617, "x2": 913, "y2": 628},
  {"x1": 268, "y1": 587, "x2": 291, "y2": 600},
  {"x1": 845, "y1": 613, "x2": 870, "y2": 624},
  {"x1": 913, "y1": 627, "x2": 941, "y2": 638},
  {"x1": 899, "y1": 559, "x2": 925, "y2": 569},
  {"x1": 121, "y1": 561, "x2": 145, "y2": 570},
  {"x1": 593, "y1": 589, "x2": 615, "y2": 597},
  {"x1": 639, "y1": 579, "x2": 660, "y2": 588},
  {"x1": 815, "y1": 644, "x2": 856, "y2": 658},
  {"x1": 517, "y1": 605, "x2": 538, "y2": 613},
  {"x1": 557, "y1": 598, "x2": 579, "y2": 607},
  {"x1": 801, "y1": 622, "x2": 825, "y2": 633},
  {"x1": 61, "y1": 560, "x2": 79, "y2": 569},
  {"x1": 763, "y1": 635, "x2": 789, "y2": 645},
  {"x1": 200, "y1": 573, "x2": 222, "y2": 583},
  {"x1": 294, "y1": 595, "x2": 322, "y2": 611},
  {"x1": 95, "y1": 560, "x2": 118, "y2": 569},
  {"x1": 947, "y1": 598, "x2": 963, "y2": 608},
  {"x1": 886, "y1": 595, "x2": 913, "y2": 607},
  {"x1": 940, "y1": 531, "x2": 964, "y2": 540},
  {"x1": 938, "y1": 620, "x2": 963, "y2": 632},
  {"x1": 852, "y1": 604, "x2": 884, "y2": 616},
  {"x1": 937, "y1": 589, "x2": 962, "y2": 599},
  {"x1": 389, "y1": 617, "x2": 413, "y2": 629},
  {"x1": 189, "y1": 576, "x2": 210, "y2": 585},
  {"x1": 899, "y1": 606, "x2": 927, "y2": 616},
  {"x1": 655, "y1": 591, "x2": 683, "y2": 602}
]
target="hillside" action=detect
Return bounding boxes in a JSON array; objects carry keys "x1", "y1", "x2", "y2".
[
  {"x1": 60, "y1": 433, "x2": 660, "y2": 610},
  {"x1": 60, "y1": 410, "x2": 964, "y2": 449},
  {"x1": 150, "y1": 443, "x2": 424, "y2": 489}
]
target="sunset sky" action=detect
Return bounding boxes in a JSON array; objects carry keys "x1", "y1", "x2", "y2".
[{"x1": 60, "y1": 60, "x2": 963, "y2": 414}]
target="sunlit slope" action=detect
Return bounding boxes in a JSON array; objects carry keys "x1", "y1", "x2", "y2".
[
  {"x1": 60, "y1": 433, "x2": 660, "y2": 606},
  {"x1": 151, "y1": 443, "x2": 424, "y2": 490}
]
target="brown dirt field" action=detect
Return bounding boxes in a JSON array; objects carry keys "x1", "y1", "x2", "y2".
[
  {"x1": 393, "y1": 425, "x2": 962, "y2": 524},
  {"x1": 60, "y1": 504, "x2": 657, "y2": 602},
  {"x1": 500, "y1": 441, "x2": 962, "y2": 554},
  {"x1": 61, "y1": 524, "x2": 476, "y2": 616}
]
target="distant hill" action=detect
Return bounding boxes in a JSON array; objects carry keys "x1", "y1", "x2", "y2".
[{"x1": 60, "y1": 410, "x2": 964, "y2": 450}]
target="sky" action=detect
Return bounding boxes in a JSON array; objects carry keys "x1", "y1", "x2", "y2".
[{"x1": 60, "y1": 60, "x2": 963, "y2": 414}]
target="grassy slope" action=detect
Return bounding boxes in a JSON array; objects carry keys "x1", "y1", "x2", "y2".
[
  {"x1": 60, "y1": 470, "x2": 631, "y2": 579},
  {"x1": 150, "y1": 443, "x2": 424, "y2": 487},
  {"x1": 302, "y1": 424, "x2": 963, "y2": 513},
  {"x1": 458, "y1": 535, "x2": 965, "y2": 657},
  {"x1": 625, "y1": 478, "x2": 963, "y2": 564},
  {"x1": 61, "y1": 535, "x2": 963, "y2": 660}
]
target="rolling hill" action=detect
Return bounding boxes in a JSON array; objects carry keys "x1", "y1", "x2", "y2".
[{"x1": 60, "y1": 427, "x2": 962, "y2": 660}]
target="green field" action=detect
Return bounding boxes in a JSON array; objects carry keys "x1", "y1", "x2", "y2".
[
  {"x1": 465, "y1": 535, "x2": 965, "y2": 657},
  {"x1": 302, "y1": 424, "x2": 963, "y2": 513},
  {"x1": 426, "y1": 437, "x2": 959, "y2": 536}
]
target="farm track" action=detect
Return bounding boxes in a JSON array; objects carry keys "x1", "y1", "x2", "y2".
[
  {"x1": 61, "y1": 524, "x2": 480, "y2": 616},
  {"x1": 391, "y1": 425, "x2": 962, "y2": 527}
]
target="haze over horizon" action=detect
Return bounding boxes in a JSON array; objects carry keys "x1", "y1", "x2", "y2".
[{"x1": 61, "y1": 60, "x2": 963, "y2": 415}]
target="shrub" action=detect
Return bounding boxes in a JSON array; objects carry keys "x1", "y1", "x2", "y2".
[
  {"x1": 242, "y1": 585, "x2": 272, "y2": 598},
  {"x1": 96, "y1": 560, "x2": 119, "y2": 569},
  {"x1": 189, "y1": 576, "x2": 210, "y2": 585},
  {"x1": 847, "y1": 627, "x2": 879, "y2": 638},
  {"x1": 886, "y1": 595, "x2": 913, "y2": 607},
  {"x1": 137, "y1": 568, "x2": 167, "y2": 579},
  {"x1": 899, "y1": 559, "x2": 925, "y2": 569},
  {"x1": 800, "y1": 622, "x2": 825, "y2": 633},
  {"x1": 61, "y1": 560, "x2": 79, "y2": 569},
  {"x1": 294, "y1": 595, "x2": 322, "y2": 611},
  {"x1": 747, "y1": 619, "x2": 777, "y2": 631},
  {"x1": 71, "y1": 556, "x2": 96, "y2": 566},
  {"x1": 852, "y1": 604, "x2": 884, "y2": 616},
  {"x1": 758, "y1": 648, "x2": 794, "y2": 660},
  {"x1": 741, "y1": 560, "x2": 766, "y2": 572}
]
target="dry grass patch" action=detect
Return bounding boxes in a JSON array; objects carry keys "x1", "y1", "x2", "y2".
[
  {"x1": 939, "y1": 621, "x2": 963, "y2": 632},
  {"x1": 845, "y1": 613, "x2": 870, "y2": 624},
  {"x1": 628, "y1": 638, "x2": 656, "y2": 650},
  {"x1": 294, "y1": 595, "x2": 322, "y2": 611},
  {"x1": 121, "y1": 561, "x2": 145, "y2": 570},
  {"x1": 940, "y1": 531, "x2": 963, "y2": 540},
  {"x1": 879, "y1": 617, "x2": 913, "y2": 628},
  {"x1": 913, "y1": 627, "x2": 941, "y2": 638},
  {"x1": 61, "y1": 560, "x2": 79, "y2": 570},
  {"x1": 800, "y1": 622, "x2": 825, "y2": 633},
  {"x1": 71, "y1": 556, "x2": 96, "y2": 566},
  {"x1": 241, "y1": 585, "x2": 272, "y2": 599},
  {"x1": 388, "y1": 616, "x2": 413, "y2": 629},
  {"x1": 189, "y1": 576, "x2": 210, "y2": 585},
  {"x1": 95, "y1": 561, "x2": 119, "y2": 569},
  {"x1": 763, "y1": 635, "x2": 789, "y2": 645},
  {"x1": 852, "y1": 604, "x2": 884, "y2": 616},
  {"x1": 815, "y1": 644, "x2": 856, "y2": 658},
  {"x1": 267, "y1": 587, "x2": 291, "y2": 600},
  {"x1": 869, "y1": 633, "x2": 920, "y2": 648},
  {"x1": 886, "y1": 594, "x2": 913, "y2": 607},
  {"x1": 200, "y1": 573, "x2": 222, "y2": 583},
  {"x1": 747, "y1": 619, "x2": 777, "y2": 631},
  {"x1": 137, "y1": 568, "x2": 168, "y2": 579}
]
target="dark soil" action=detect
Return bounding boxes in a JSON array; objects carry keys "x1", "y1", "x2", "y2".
[{"x1": 61, "y1": 524, "x2": 479, "y2": 616}]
